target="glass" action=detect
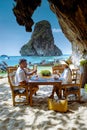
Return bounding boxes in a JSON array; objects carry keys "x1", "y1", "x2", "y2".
[
  {"x1": 52, "y1": 74, "x2": 59, "y2": 80},
  {"x1": 33, "y1": 64, "x2": 37, "y2": 75},
  {"x1": 33, "y1": 64, "x2": 37, "y2": 70}
]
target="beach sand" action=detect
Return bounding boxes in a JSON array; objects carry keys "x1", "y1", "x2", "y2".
[{"x1": 0, "y1": 76, "x2": 87, "y2": 130}]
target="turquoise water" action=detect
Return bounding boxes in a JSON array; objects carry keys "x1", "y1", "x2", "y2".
[{"x1": 0, "y1": 55, "x2": 70, "y2": 66}]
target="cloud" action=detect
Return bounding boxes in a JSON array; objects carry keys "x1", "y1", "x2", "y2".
[{"x1": 52, "y1": 28, "x2": 62, "y2": 33}]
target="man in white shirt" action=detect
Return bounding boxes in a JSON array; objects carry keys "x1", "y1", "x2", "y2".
[
  {"x1": 15, "y1": 59, "x2": 37, "y2": 86},
  {"x1": 49, "y1": 63, "x2": 72, "y2": 99}
]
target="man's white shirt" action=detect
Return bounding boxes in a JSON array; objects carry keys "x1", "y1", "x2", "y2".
[{"x1": 15, "y1": 67, "x2": 28, "y2": 86}]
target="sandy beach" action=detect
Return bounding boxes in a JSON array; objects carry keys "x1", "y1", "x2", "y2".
[{"x1": 0, "y1": 76, "x2": 87, "y2": 130}]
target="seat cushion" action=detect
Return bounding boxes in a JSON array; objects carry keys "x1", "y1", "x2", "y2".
[
  {"x1": 14, "y1": 88, "x2": 26, "y2": 94},
  {"x1": 66, "y1": 86, "x2": 79, "y2": 91}
]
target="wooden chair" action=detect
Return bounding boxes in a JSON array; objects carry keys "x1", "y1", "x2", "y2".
[
  {"x1": 7, "y1": 66, "x2": 29, "y2": 106},
  {"x1": 7, "y1": 66, "x2": 39, "y2": 106},
  {"x1": 61, "y1": 71, "x2": 83, "y2": 102},
  {"x1": 52, "y1": 65, "x2": 65, "y2": 75}
]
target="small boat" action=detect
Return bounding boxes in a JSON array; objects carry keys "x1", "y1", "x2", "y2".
[
  {"x1": 0, "y1": 61, "x2": 8, "y2": 72},
  {"x1": 1, "y1": 55, "x2": 9, "y2": 59}
]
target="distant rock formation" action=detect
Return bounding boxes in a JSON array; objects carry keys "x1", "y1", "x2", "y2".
[{"x1": 20, "y1": 20, "x2": 62, "y2": 56}]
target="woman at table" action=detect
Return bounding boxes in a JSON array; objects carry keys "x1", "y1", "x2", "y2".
[{"x1": 49, "y1": 62, "x2": 72, "y2": 99}]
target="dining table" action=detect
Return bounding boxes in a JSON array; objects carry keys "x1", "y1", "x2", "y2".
[{"x1": 28, "y1": 74, "x2": 62, "y2": 106}]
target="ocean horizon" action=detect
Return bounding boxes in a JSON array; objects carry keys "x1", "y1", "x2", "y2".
[{"x1": 0, "y1": 54, "x2": 71, "y2": 66}]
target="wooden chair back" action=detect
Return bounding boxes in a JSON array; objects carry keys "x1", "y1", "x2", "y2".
[
  {"x1": 7, "y1": 66, "x2": 17, "y2": 88},
  {"x1": 52, "y1": 65, "x2": 66, "y2": 75}
]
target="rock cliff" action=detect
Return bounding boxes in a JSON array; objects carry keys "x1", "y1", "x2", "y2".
[
  {"x1": 20, "y1": 20, "x2": 62, "y2": 56},
  {"x1": 48, "y1": 0, "x2": 87, "y2": 66}
]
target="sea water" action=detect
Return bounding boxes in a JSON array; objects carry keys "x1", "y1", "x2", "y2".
[{"x1": 0, "y1": 54, "x2": 70, "y2": 66}]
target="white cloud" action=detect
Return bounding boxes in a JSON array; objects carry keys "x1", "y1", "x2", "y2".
[{"x1": 52, "y1": 28, "x2": 62, "y2": 33}]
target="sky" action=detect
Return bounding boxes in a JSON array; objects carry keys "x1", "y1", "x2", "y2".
[{"x1": 0, "y1": 0, "x2": 72, "y2": 56}]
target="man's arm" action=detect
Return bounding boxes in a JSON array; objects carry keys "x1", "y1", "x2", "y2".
[{"x1": 25, "y1": 69, "x2": 37, "y2": 75}]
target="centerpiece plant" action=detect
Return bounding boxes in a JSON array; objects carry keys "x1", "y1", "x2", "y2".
[{"x1": 40, "y1": 70, "x2": 51, "y2": 76}]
